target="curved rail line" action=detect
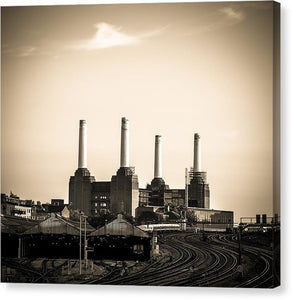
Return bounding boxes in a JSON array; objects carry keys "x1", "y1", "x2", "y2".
[
  {"x1": 179, "y1": 234, "x2": 238, "y2": 287},
  {"x1": 2, "y1": 258, "x2": 67, "y2": 283},
  {"x1": 207, "y1": 234, "x2": 274, "y2": 288},
  {"x1": 83, "y1": 235, "x2": 190, "y2": 285},
  {"x1": 86, "y1": 232, "x2": 239, "y2": 287},
  {"x1": 2, "y1": 232, "x2": 276, "y2": 287}
]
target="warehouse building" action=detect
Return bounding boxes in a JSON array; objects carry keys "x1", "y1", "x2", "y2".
[
  {"x1": 89, "y1": 214, "x2": 151, "y2": 261},
  {"x1": 19, "y1": 214, "x2": 94, "y2": 259},
  {"x1": 1, "y1": 213, "x2": 151, "y2": 261},
  {"x1": 1, "y1": 215, "x2": 38, "y2": 257}
]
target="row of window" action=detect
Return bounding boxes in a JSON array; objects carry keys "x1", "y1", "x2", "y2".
[
  {"x1": 94, "y1": 195, "x2": 108, "y2": 200},
  {"x1": 14, "y1": 208, "x2": 31, "y2": 214},
  {"x1": 94, "y1": 202, "x2": 107, "y2": 207},
  {"x1": 94, "y1": 208, "x2": 108, "y2": 214}
]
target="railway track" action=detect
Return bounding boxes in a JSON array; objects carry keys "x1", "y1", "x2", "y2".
[
  {"x1": 176, "y1": 234, "x2": 239, "y2": 287},
  {"x1": 85, "y1": 232, "x2": 239, "y2": 287},
  {"x1": 105, "y1": 235, "x2": 198, "y2": 286},
  {"x1": 2, "y1": 232, "x2": 276, "y2": 287},
  {"x1": 207, "y1": 234, "x2": 274, "y2": 288},
  {"x1": 86, "y1": 232, "x2": 273, "y2": 287},
  {"x1": 82, "y1": 238, "x2": 184, "y2": 285},
  {"x1": 2, "y1": 258, "x2": 67, "y2": 283}
]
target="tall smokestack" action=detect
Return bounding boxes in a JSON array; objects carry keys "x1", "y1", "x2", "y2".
[
  {"x1": 120, "y1": 117, "x2": 130, "y2": 167},
  {"x1": 193, "y1": 133, "x2": 201, "y2": 172},
  {"x1": 78, "y1": 120, "x2": 87, "y2": 169},
  {"x1": 154, "y1": 135, "x2": 162, "y2": 178}
]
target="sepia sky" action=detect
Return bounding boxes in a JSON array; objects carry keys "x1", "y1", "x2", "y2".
[{"x1": 1, "y1": 1, "x2": 277, "y2": 221}]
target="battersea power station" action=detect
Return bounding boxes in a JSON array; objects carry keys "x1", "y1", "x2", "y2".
[{"x1": 69, "y1": 118, "x2": 233, "y2": 224}]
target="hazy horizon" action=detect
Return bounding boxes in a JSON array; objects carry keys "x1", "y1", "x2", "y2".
[{"x1": 1, "y1": 1, "x2": 278, "y2": 222}]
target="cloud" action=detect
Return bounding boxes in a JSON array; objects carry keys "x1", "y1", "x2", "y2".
[
  {"x1": 71, "y1": 22, "x2": 166, "y2": 51},
  {"x1": 218, "y1": 6, "x2": 245, "y2": 24},
  {"x1": 18, "y1": 46, "x2": 37, "y2": 57},
  {"x1": 3, "y1": 23, "x2": 166, "y2": 58},
  {"x1": 2, "y1": 45, "x2": 37, "y2": 57},
  {"x1": 78, "y1": 23, "x2": 138, "y2": 50},
  {"x1": 188, "y1": 6, "x2": 245, "y2": 36}
]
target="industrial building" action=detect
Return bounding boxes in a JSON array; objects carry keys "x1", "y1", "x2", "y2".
[
  {"x1": 1, "y1": 214, "x2": 95, "y2": 259},
  {"x1": 69, "y1": 120, "x2": 96, "y2": 217},
  {"x1": 20, "y1": 214, "x2": 94, "y2": 259},
  {"x1": 1, "y1": 213, "x2": 151, "y2": 261},
  {"x1": 68, "y1": 118, "x2": 232, "y2": 225},
  {"x1": 88, "y1": 214, "x2": 151, "y2": 261},
  {"x1": 110, "y1": 118, "x2": 139, "y2": 217},
  {"x1": 69, "y1": 118, "x2": 138, "y2": 218},
  {"x1": 136, "y1": 132, "x2": 214, "y2": 221},
  {"x1": 137, "y1": 133, "x2": 209, "y2": 210},
  {"x1": 2, "y1": 118, "x2": 233, "y2": 261},
  {"x1": 188, "y1": 133, "x2": 210, "y2": 208}
]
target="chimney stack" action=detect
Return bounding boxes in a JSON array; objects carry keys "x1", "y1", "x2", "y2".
[
  {"x1": 120, "y1": 117, "x2": 130, "y2": 167},
  {"x1": 154, "y1": 135, "x2": 162, "y2": 178},
  {"x1": 193, "y1": 133, "x2": 201, "y2": 172},
  {"x1": 78, "y1": 120, "x2": 87, "y2": 169}
]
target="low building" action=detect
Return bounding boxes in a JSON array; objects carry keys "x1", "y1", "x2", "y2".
[
  {"x1": 51, "y1": 199, "x2": 65, "y2": 206},
  {"x1": 187, "y1": 207, "x2": 233, "y2": 223},
  {"x1": 13, "y1": 205, "x2": 32, "y2": 219},
  {"x1": 187, "y1": 207, "x2": 234, "y2": 232},
  {"x1": 21, "y1": 214, "x2": 94, "y2": 258},
  {"x1": 1, "y1": 194, "x2": 70, "y2": 220},
  {"x1": 1, "y1": 193, "x2": 33, "y2": 219},
  {"x1": 31, "y1": 204, "x2": 48, "y2": 221},
  {"x1": 42, "y1": 201, "x2": 70, "y2": 219},
  {"x1": 89, "y1": 214, "x2": 151, "y2": 261},
  {"x1": 1, "y1": 214, "x2": 38, "y2": 257}
]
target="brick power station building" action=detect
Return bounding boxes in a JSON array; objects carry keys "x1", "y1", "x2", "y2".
[
  {"x1": 69, "y1": 118, "x2": 139, "y2": 217},
  {"x1": 69, "y1": 119, "x2": 232, "y2": 224}
]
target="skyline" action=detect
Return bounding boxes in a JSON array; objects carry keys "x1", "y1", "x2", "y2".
[{"x1": 1, "y1": 1, "x2": 278, "y2": 222}]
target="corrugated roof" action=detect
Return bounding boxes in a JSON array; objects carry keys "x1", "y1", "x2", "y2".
[
  {"x1": 1, "y1": 214, "x2": 39, "y2": 234},
  {"x1": 90, "y1": 214, "x2": 150, "y2": 238},
  {"x1": 23, "y1": 214, "x2": 95, "y2": 235}
]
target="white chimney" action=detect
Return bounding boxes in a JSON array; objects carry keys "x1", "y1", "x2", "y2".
[
  {"x1": 120, "y1": 117, "x2": 130, "y2": 167},
  {"x1": 193, "y1": 133, "x2": 201, "y2": 172},
  {"x1": 154, "y1": 135, "x2": 162, "y2": 178},
  {"x1": 78, "y1": 120, "x2": 87, "y2": 169}
]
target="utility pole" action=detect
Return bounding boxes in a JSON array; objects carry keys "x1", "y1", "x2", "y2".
[
  {"x1": 185, "y1": 168, "x2": 189, "y2": 212},
  {"x1": 152, "y1": 230, "x2": 157, "y2": 257},
  {"x1": 18, "y1": 235, "x2": 22, "y2": 258},
  {"x1": 238, "y1": 225, "x2": 242, "y2": 265},
  {"x1": 237, "y1": 224, "x2": 243, "y2": 279},
  {"x1": 202, "y1": 221, "x2": 205, "y2": 241},
  {"x1": 271, "y1": 220, "x2": 275, "y2": 287}
]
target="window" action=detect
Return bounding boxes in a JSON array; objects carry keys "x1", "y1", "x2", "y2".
[
  {"x1": 133, "y1": 244, "x2": 144, "y2": 254},
  {"x1": 100, "y1": 202, "x2": 106, "y2": 207}
]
